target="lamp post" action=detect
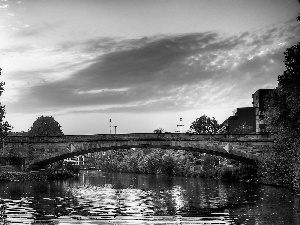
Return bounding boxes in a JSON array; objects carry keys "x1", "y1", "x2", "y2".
[{"x1": 109, "y1": 119, "x2": 112, "y2": 134}]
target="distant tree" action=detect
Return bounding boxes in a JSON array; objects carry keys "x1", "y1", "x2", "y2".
[
  {"x1": 28, "y1": 115, "x2": 63, "y2": 136},
  {"x1": 217, "y1": 119, "x2": 229, "y2": 134},
  {"x1": 0, "y1": 68, "x2": 12, "y2": 142},
  {"x1": 153, "y1": 128, "x2": 165, "y2": 133},
  {"x1": 190, "y1": 115, "x2": 220, "y2": 134}
]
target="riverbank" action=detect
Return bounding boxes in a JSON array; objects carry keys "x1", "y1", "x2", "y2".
[
  {"x1": 0, "y1": 163, "x2": 79, "y2": 181},
  {"x1": 0, "y1": 171, "x2": 47, "y2": 181},
  {"x1": 0, "y1": 148, "x2": 284, "y2": 187},
  {"x1": 0, "y1": 170, "x2": 80, "y2": 182},
  {"x1": 89, "y1": 148, "x2": 257, "y2": 182}
]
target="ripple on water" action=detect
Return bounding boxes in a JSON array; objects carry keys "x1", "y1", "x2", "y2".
[
  {"x1": 0, "y1": 186, "x2": 232, "y2": 224},
  {"x1": 1, "y1": 171, "x2": 299, "y2": 224}
]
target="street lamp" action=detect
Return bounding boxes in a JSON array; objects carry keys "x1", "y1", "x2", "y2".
[{"x1": 109, "y1": 119, "x2": 112, "y2": 134}]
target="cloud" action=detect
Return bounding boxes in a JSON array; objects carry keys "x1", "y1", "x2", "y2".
[
  {"x1": 14, "y1": 22, "x2": 62, "y2": 37},
  {"x1": 0, "y1": 4, "x2": 8, "y2": 9},
  {"x1": 5, "y1": 19, "x2": 300, "y2": 117}
]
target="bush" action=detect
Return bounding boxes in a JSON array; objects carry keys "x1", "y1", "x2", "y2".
[
  {"x1": 92, "y1": 148, "x2": 256, "y2": 181},
  {"x1": 218, "y1": 167, "x2": 233, "y2": 180},
  {"x1": 28, "y1": 116, "x2": 63, "y2": 137}
]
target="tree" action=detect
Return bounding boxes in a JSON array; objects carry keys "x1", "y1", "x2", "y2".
[
  {"x1": 28, "y1": 115, "x2": 63, "y2": 136},
  {"x1": 265, "y1": 43, "x2": 300, "y2": 137},
  {"x1": 264, "y1": 1, "x2": 300, "y2": 139},
  {"x1": 0, "y1": 68, "x2": 12, "y2": 142},
  {"x1": 298, "y1": 0, "x2": 300, "y2": 22},
  {"x1": 189, "y1": 115, "x2": 220, "y2": 134},
  {"x1": 153, "y1": 127, "x2": 165, "y2": 133},
  {"x1": 264, "y1": 27, "x2": 300, "y2": 190}
]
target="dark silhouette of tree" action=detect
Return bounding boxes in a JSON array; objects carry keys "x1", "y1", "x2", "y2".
[
  {"x1": 0, "y1": 68, "x2": 12, "y2": 142},
  {"x1": 263, "y1": 6, "x2": 300, "y2": 191},
  {"x1": 265, "y1": 43, "x2": 300, "y2": 137},
  {"x1": 190, "y1": 115, "x2": 220, "y2": 134},
  {"x1": 263, "y1": 43, "x2": 300, "y2": 190},
  {"x1": 28, "y1": 115, "x2": 63, "y2": 137},
  {"x1": 297, "y1": 0, "x2": 300, "y2": 21},
  {"x1": 153, "y1": 127, "x2": 165, "y2": 133},
  {"x1": 217, "y1": 119, "x2": 229, "y2": 134}
]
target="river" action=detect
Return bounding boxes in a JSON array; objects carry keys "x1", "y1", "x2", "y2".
[{"x1": 0, "y1": 170, "x2": 299, "y2": 224}]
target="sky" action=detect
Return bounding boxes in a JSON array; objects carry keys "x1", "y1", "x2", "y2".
[{"x1": 0, "y1": 0, "x2": 300, "y2": 134}]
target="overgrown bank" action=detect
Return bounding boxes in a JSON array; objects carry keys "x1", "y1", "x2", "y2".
[
  {"x1": 256, "y1": 140, "x2": 300, "y2": 193},
  {"x1": 88, "y1": 148, "x2": 257, "y2": 181},
  {"x1": 0, "y1": 171, "x2": 47, "y2": 181},
  {"x1": 0, "y1": 162, "x2": 80, "y2": 181},
  {"x1": 260, "y1": 39, "x2": 300, "y2": 193}
]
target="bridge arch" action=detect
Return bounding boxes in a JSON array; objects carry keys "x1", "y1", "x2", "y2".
[{"x1": 30, "y1": 144, "x2": 259, "y2": 170}]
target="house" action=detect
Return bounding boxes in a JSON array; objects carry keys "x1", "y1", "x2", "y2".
[
  {"x1": 252, "y1": 89, "x2": 272, "y2": 133},
  {"x1": 227, "y1": 107, "x2": 256, "y2": 134},
  {"x1": 226, "y1": 89, "x2": 272, "y2": 134}
]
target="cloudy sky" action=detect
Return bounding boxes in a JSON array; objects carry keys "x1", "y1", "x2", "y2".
[{"x1": 0, "y1": 0, "x2": 299, "y2": 134}]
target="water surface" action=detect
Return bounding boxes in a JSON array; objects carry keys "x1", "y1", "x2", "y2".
[{"x1": 0, "y1": 171, "x2": 299, "y2": 224}]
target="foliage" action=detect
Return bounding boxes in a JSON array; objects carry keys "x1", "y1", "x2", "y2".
[
  {"x1": 153, "y1": 128, "x2": 165, "y2": 133},
  {"x1": 233, "y1": 122, "x2": 254, "y2": 134},
  {"x1": 0, "y1": 68, "x2": 12, "y2": 141},
  {"x1": 217, "y1": 119, "x2": 229, "y2": 134},
  {"x1": 264, "y1": 40, "x2": 300, "y2": 191},
  {"x1": 258, "y1": 6, "x2": 300, "y2": 192},
  {"x1": 28, "y1": 115, "x2": 64, "y2": 137},
  {"x1": 90, "y1": 148, "x2": 255, "y2": 181},
  {"x1": 46, "y1": 161, "x2": 79, "y2": 179},
  {"x1": 265, "y1": 43, "x2": 300, "y2": 137},
  {"x1": 298, "y1": 0, "x2": 300, "y2": 22},
  {"x1": 189, "y1": 115, "x2": 220, "y2": 134}
]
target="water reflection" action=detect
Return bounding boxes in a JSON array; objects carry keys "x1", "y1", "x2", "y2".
[{"x1": 0, "y1": 171, "x2": 299, "y2": 224}]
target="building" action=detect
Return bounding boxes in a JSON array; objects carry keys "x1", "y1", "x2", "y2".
[
  {"x1": 252, "y1": 89, "x2": 272, "y2": 133},
  {"x1": 226, "y1": 89, "x2": 272, "y2": 134},
  {"x1": 227, "y1": 107, "x2": 256, "y2": 134},
  {"x1": 64, "y1": 155, "x2": 85, "y2": 166}
]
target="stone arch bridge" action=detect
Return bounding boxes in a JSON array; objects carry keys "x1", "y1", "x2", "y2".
[{"x1": 2, "y1": 133, "x2": 274, "y2": 170}]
